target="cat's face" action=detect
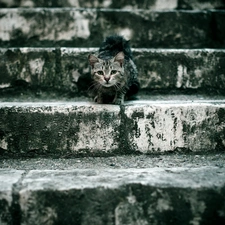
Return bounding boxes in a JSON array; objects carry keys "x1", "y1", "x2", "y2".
[{"x1": 88, "y1": 52, "x2": 125, "y2": 88}]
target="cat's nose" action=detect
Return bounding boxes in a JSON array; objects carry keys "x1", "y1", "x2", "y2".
[{"x1": 104, "y1": 77, "x2": 110, "y2": 82}]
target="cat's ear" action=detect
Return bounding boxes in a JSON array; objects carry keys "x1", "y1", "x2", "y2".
[
  {"x1": 88, "y1": 54, "x2": 99, "y2": 68},
  {"x1": 114, "y1": 52, "x2": 124, "y2": 67}
]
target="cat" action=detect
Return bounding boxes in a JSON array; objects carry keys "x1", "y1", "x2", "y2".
[{"x1": 88, "y1": 35, "x2": 139, "y2": 105}]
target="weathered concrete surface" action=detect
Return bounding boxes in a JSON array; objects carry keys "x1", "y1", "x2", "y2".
[
  {"x1": 0, "y1": 100, "x2": 225, "y2": 156},
  {"x1": 0, "y1": 167, "x2": 225, "y2": 224},
  {"x1": 179, "y1": 0, "x2": 225, "y2": 9},
  {"x1": 0, "y1": 102, "x2": 120, "y2": 155},
  {"x1": 0, "y1": 8, "x2": 224, "y2": 48},
  {"x1": 0, "y1": 169, "x2": 24, "y2": 225},
  {"x1": 0, "y1": 48, "x2": 56, "y2": 89},
  {"x1": 123, "y1": 101, "x2": 225, "y2": 152},
  {"x1": 133, "y1": 49, "x2": 225, "y2": 91},
  {"x1": 0, "y1": 0, "x2": 178, "y2": 9},
  {"x1": 17, "y1": 167, "x2": 225, "y2": 225},
  {"x1": 1, "y1": 153, "x2": 225, "y2": 170},
  {"x1": 1, "y1": 48, "x2": 225, "y2": 93},
  {"x1": 0, "y1": 0, "x2": 224, "y2": 10}
]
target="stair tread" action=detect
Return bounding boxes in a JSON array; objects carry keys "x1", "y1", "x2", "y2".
[
  {"x1": 1, "y1": 153, "x2": 225, "y2": 170},
  {"x1": 1, "y1": 48, "x2": 225, "y2": 94},
  {"x1": 0, "y1": 98, "x2": 224, "y2": 156},
  {"x1": 1, "y1": 0, "x2": 225, "y2": 9},
  {"x1": 1, "y1": 166, "x2": 225, "y2": 187},
  {"x1": 0, "y1": 97, "x2": 225, "y2": 104},
  {"x1": 1, "y1": 165, "x2": 225, "y2": 224},
  {"x1": 0, "y1": 94, "x2": 225, "y2": 104},
  {"x1": 0, "y1": 8, "x2": 224, "y2": 48}
]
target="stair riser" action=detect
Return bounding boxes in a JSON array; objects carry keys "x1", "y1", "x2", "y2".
[
  {"x1": 20, "y1": 185, "x2": 225, "y2": 225},
  {"x1": 1, "y1": 168, "x2": 225, "y2": 225},
  {"x1": 0, "y1": 9, "x2": 224, "y2": 48},
  {"x1": 0, "y1": 0, "x2": 224, "y2": 10},
  {"x1": 123, "y1": 102, "x2": 225, "y2": 153},
  {"x1": 0, "y1": 103, "x2": 121, "y2": 156},
  {"x1": 0, "y1": 102, "x2": 224, "y2": 156},
  {"x1": 1, "y1": 48, "x2": 225, "y2": 93}
]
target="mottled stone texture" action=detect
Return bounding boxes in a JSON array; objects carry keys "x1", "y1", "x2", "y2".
[
  {"x1": 0, "y1": 48, "x2": 56, "y2": 89},
  {"x1": 123, "y1": 102, "x2": 225, "y2": 152},
  {"x1": 60, "y1": 48, "x2": 95, "y2": 94},
  {"x1": 133, "y1": 49, "x2": 225, "y2": 91},
  {"x1": 0, "y1": 9, "x2": 224, "y2": 48},
  {"x1": 1, "y1": 168, "x2": 225, "y2": 225},
  {"x1": 19, "y1": 168, "x2": 225, "y2": 225},
  {"x1": 0, "y1": 101, "x2": 225, "y2": 155},
  {"x1": 1, "y1": 48, "x2": 225, "y2": 93},
  {"x1": 0, "y1": 102, "x2": 120, "y2": 155},
  {"x1": 178, "y1": 0, "x2": 225, "y2": 9},
  {"x1": 0, "y1": 0, "x2": 224, "y2": 9},
  {"x1": 0, "y1": 169, "x2": 24, "y2": 225}
]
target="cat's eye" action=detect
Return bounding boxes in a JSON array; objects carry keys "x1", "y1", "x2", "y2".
[
  {"x1": 97, "y1": 71, "x2": 104, "y2": 75},
  {"x1": 110, "y1": 70, "x2": 117, "y2": 75}
]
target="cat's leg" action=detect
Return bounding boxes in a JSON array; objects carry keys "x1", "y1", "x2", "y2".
[
  {"x1": 94, "y1": 94, "x2": 104, "y2": 104},
  {"x1": 113, "y1": 92, "x2": 125, "y2": 105}
]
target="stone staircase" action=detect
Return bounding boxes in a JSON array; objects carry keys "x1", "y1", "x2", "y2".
[{"x1": 1, "y1": 0, "x2": 225, "y2": 224}]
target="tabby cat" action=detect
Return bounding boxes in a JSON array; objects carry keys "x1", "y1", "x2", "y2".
[{"x1": 88, "y1": 35, "x2": 139, "y2": 104}]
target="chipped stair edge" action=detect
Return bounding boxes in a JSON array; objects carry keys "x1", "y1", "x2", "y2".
[
  {"x1": 1, "y1": 48, "x2": 225, "y2": 93},
  {"x1": 0, "y1": 169, "x2": 26, "y2": 225},
  {"x1": 1, "y1": 0, "x2": 225, "y2": 10},
  {"x1": 0, "y1": 167, "x2": 225, "y2": 224},
  {"x1": 0, "y1": 100, "x2": 225, "y2": 156},
  {"x1": 0, "y1": 8, "x2": 225, "y2": 48}
]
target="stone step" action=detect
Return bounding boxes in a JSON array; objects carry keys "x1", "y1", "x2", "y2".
[
  {"x1": 0, "y1": 98, "x2": 225, "y2": 157},
  {"x1": 1, "y1": 166, "x2": 225, "y2": 224},
  {"x1": 0, "y1": 8, "x2": 224, "y2": 48},
  {"x1": 1, "y1": 0, "x2": 225, "y2": 10},
  {"x1": 1, "y1": 48, "x2": 225, "y2": 94},
  {"x1": 1, "y1": 154, "x2": 225, "y2": 169}
]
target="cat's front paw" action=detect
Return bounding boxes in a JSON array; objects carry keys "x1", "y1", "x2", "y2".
[
  {"x1": 113, "y1": 98, "x2": 124, "y2": 105},
  {"x1": 94, "y1": 96, "x2": 103, "y2": 104}
]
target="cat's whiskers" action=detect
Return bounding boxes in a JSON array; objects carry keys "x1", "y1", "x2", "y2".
[
  {"x1": 87, "y1": 81, "x2": 103, "y2": 95},
  {"x1": 113, "y1": 84, "x2": 119, "y2": 91},
  {"x1": 94, "y1": 83, "x2": 103, "y2": 92},
  {"x1": 87, "y1": 82, "x2": 97, "y2": 93},
  {"x1": 114, "y1": 83, "x2": 123, "y2": 91},
  {"x1": 87, "y1": 81, "x2": 96, "y2": 90}
]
